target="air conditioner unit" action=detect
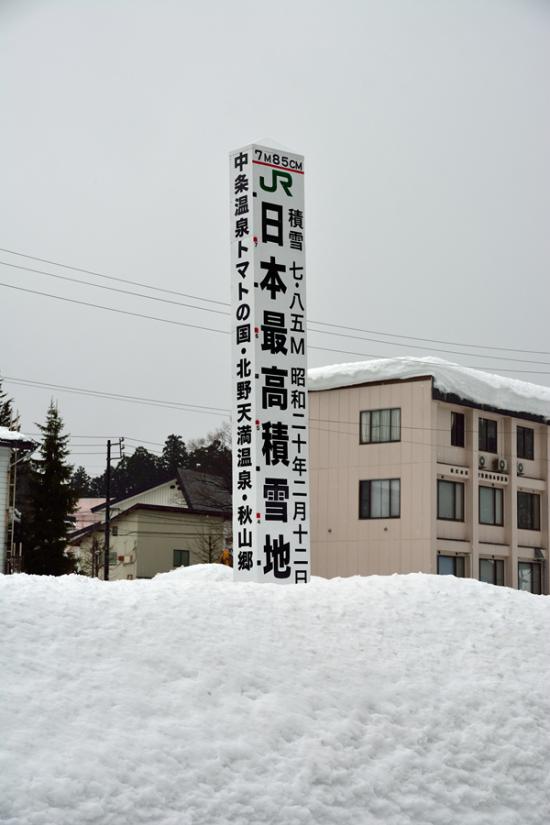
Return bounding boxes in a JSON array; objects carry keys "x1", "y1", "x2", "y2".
[
  {"x1": 117, "y1": 555, "x2": 124, "y2": 562},
  {"x1": 478, "y1": 455, "x2": 486, "y2": 468},
  {"x1": 494, "y1": 457, "x2": 508, "y2": 473},
  {"x1": 517, "y1": 462, "x2": 524, "y2": 476}
]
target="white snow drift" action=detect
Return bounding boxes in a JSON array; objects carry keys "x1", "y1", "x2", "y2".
[
  {"x1": 1, "y1": 567, "x2": 549, "y2": 825},
  {"x1": 308, "y1": 356, "x2": 550, "y2": 420}
]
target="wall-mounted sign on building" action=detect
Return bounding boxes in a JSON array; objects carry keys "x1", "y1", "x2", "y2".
[{"x1": 230, "y1": 143, "x2": 309, "y2": 583}]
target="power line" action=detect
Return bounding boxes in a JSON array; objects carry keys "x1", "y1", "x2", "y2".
[
  {"x1": 307, "y1": 326, "x2": 550, "y2": 367},
  {"x1": 0, "y1": 246, "x2": 229, "y2": 306},
  {"x1": 2, "y1": 375, "x2": 231, "y2": 416},
  {"x1": 27, "y1": 432, "x2": 166, "y2": 446},
  {"x1": 307, "y1": 319, "x2": 550, "y2": 358},
  {"x1": 0, "y1": 259, "x2": 230, "y2": 318},
  {"x1": 3, "y1": 245, "x2": 550, "y2": 358},
  {"x1": 306, "y1": 344, "x2": 550, "y2": 375},
  {"x1": 4, "y1": 257, "x2": 550, "y2": 365},
  {"x1": 0, "y1": 281, "x2": 230, "y2": 337},
  {"x1": 17, "y1": 374, "x2": 550, "y2": 437},
  {"x1": 4, "y1": 280, "x2": 550, "y2": 374}
]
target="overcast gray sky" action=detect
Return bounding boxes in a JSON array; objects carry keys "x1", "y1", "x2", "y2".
[{"x1": 1, "y1": 0, "x2": 549, "y2": 473}]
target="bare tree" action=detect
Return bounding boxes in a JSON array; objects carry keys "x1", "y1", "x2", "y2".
[
  {"x1": 195, "y1": 521, "x2": 225, "y2": 565},
  {"x1": 76, "y1": 533, "x2": 104, "y2": 577}
]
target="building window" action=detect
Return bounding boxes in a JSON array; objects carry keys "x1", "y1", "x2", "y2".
[
  {"x1": 111, "y1": 525, "x2": 118, "y2": 536},
  {"x1": 359, "y1": 479, "x2": 400, "y2": 519},
  {"x1": 517, "y1": 492, "x2": 540, "y2": 530},
  {"x1": 108, "y1": 551, "x2": 118, "y2": 566},
  {"x1": 360, "y1": 408, "x2": 400, "y2": 444},
  {"x1": 479, "y1": 558, "x2": 504, "y2": 586},
  {"x1": 479, "y1": 418, "x2": 497, "y2": 453},
  {"x1": 518, "y1": 562, "x2": 542, "y2": 594},
  {"x1": 437, "y1": 555, "x2": 465, "y2": 577},
  {"x1": 451, "y1": 412, "x2": 465, "y2": 447},
  {"x1": 479, "y1": 486, "x2": 503, "y2": 526},
  {"x1": 437, "y1": 480, "x2": 464, "y2": 521},
  {"x1": 517, "y1": 426, "x2": 534, "y2": 461},
  {"x1": 173, "y1": 549, "x2": 190, "y2": 568}
]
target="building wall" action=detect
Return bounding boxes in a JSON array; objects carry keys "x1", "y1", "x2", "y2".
[
  {"x1": 75, "y1": 510, "x2": 228, "y2": 580},
  {"x1": 135, "y1": 511, "x2": 227, "y2": 578},
  {"x1": 310, "y1": 380, "x2": 548, "y2": 592},
  {"x1": 309, "y1": 378, "x2": 434, "y2": 577},
  {"x1": 0, "y1": 448, "x2": 10, "y2": 572},
  {"x1": 109, "y1": 480, "x2": 187, "y2": 518},
  {"x1": 435, "y1": 402, "x2": 547, "y2": 589},
  {"x1": 75, "y1": 510, "x2": 139, "y2": 580}
]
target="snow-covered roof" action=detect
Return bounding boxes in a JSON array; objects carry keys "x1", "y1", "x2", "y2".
[
  {"x1": 308, "y1": 356, "x2": 550, "y2": 421},
  {"x1": 0, "y1": 426, "x2": 36, "y2": 448}
]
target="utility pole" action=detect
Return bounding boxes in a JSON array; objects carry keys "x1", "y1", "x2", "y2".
[
  {"x1": 103, "y1": 439, "x2": 111, "y2": 581},
  {"x1": 103, "y1": 437, "x2": 124, "y2": 582}
]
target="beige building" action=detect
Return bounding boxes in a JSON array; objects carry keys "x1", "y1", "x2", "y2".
[
  {"x1": 69, "y1": 469, "x2": 231, "y2": 579},
  {"x1": 308, "y1": 358, "x2": 550, "y2": 594}
]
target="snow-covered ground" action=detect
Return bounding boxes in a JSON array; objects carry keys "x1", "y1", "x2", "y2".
[{"x1": 1, "y1": 567, "x2": 549, "y2": 825}]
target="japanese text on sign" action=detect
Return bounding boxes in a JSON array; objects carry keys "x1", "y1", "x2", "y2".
[{"x1": 230, "y1": 143, "x2": 309, "y2": 583}]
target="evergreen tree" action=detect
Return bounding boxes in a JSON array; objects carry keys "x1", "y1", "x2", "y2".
[
  {"x1": 162, "y1": 434, "x2": 188, "y2": 475},
  {"x1": 0, "y1": 375, "x2": 19, "y2": 429},
  {"x1": 187, "y1": 424, "x2": 231, "y2": 488},
  {"x1": 23, "y1": 402, "x2": 78, "y2": 575},
  {"x1": 70, "y1": 465, "x2": 93, "y2": 497}
]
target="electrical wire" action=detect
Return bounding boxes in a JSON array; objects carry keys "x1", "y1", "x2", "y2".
[
  {"x1": 3, "y1": 245, "x2": 550, "y2": 358},
  {"x1": 2, "y1": 257, "x2": 542, "y2": 365},
  {"x1": 0, "y1": 259, "x2": 230, "y2": 317},
  {"x1": 6, "y1": 374, "x2": 550, "y2": 436},
  {"x1": 4, "y1": 279, "x2": 550, "y2": 374},
  {"x1": 3, "y1": 376, "x2": 230, "y2": 416},
  {"x1": 0, "y1": 281, "x2": 230, "y2": 336},
  {"x1": 0, "y1": 247, "x2": 229, "y2": 306}
]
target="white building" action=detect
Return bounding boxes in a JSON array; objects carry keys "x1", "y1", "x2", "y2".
[
  {"x1": 0, "y1": 426, "x2": 36, "y2": 572},
  {"x1": 69, "y1": 469, "x2": 232, "y2": 579}
]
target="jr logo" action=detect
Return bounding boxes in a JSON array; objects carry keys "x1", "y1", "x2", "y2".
[{"x1": 259, "y1": 170, "x2": 293, "y2": 197}]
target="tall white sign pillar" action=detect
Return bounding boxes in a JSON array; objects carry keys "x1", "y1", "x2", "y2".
[{"x1": 230, "y1": 143, "x2": 309, "y2": 583}]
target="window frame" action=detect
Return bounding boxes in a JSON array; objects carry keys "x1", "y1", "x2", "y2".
[
  {"x1": 518, "y1": 561, "x2": 542, "y2": 595},
  {"x1": 359, "y1": 478, "x2": 401, "y2": 519},
  {"x1": 173, "y1": 548, "x2": 191, "y2": 568},
  {"x1": 517, "y1": 426, "x2": 534, "y2": 461},
  {"x1": 437, "y1": 555, "x2": 465, "y2": 577},
  {"x1": 479, "y1": 417, "x2": 498, "y2": 453},
  {"x1": 437, "y1": 479, "x2": 465, "y2": 522},
  {"x1": 517, "y1": 491, "x2": 540, "y2": 531},
  {"x1": 359, "y1": 408, "x2": 401, "y2": 445},
  {"x1": 451, "y1": 411, "x2": 465, "y2": 448},
  {"x1": 479, "y1": 558, "x2": 505, "y2": 586},
  {"x1": 479, "y1": 486, "x2": 504, "y2": 526}
]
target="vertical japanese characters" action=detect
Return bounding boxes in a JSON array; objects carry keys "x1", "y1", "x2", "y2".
[{"x1": 230, "y1": 145, "x2": 309, "y2": 583}]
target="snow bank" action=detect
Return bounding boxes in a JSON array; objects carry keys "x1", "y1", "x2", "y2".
[
  {"x1": 154, "y1": 562, "x2": 233, "y2": 581},
  {"x1": 1, "y1": 572, "x2": 549, "y2": 825},
  {"x1": 308, "y1": 356, "x2": 550, "y2": 420}
]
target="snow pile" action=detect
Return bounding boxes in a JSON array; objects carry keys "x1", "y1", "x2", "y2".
[
  {"x1": 1, "y1": 571, "x2": 549, "y2": 825},
  {"x1": 308, "y1": 356, "x2": 550, "y2": 420},
  {"x1": 154, "y1": 562, "x2": 233, "y2": 581}
]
